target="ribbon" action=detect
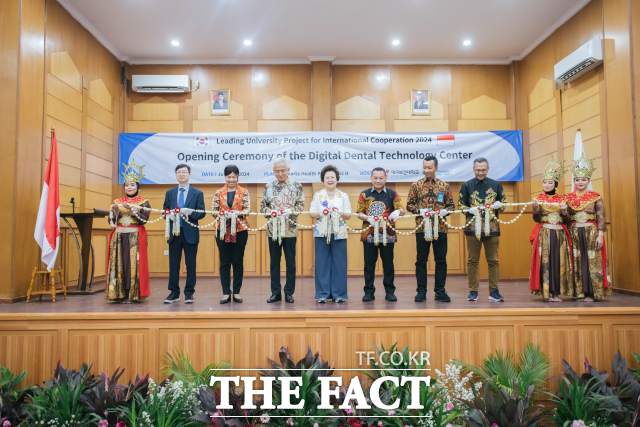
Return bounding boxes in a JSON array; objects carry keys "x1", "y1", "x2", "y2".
[
  {"x1": 269, "y1": 209, "x2": 288, "y2": 245},
  {"x1": 218, "y1": 212, "x2": 226, "y2": 240},
  {"x1": 174, "y1": 209, "x2": 181, "y2": 236},
  {"x1": 329, "y1": 208, "x2": 340, "y2": 244},
  {"x1": 218, "y1": 211, "x2": 239, "y2": 240},
  {"x1": 164, "y1": 209, "x2": 171, "y2": 239},
  {"x1": 474, "y1": 209, "x2": 482, "y2": 240},
  {"x1": 484, "y1": 206, "x2": 491, "y2": 237},
  {"x1": 420, "y1": 209, "x2": 433, "y2": 241},
  {"x1": 382, "y1": 217, "x2": 388, "y2": 246},
  {"x1": 368, "y1": 215, "x2": 389, "y2": 246},
  {"x1": 230, "y1": 211, "x2": 237, "y2": 237},
  {"x1": 433, "y1": 211, "x2": 439, "y2": 240}
]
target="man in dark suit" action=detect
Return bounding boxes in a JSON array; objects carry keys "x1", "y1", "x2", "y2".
[{"x1": 163, "y1": 164, "x2": 206, "y2": 304}]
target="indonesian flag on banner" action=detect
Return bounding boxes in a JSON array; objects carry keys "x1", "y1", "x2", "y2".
[
  {"x1": 571, "y1": 129, "x2": 592, "y2": 191},
  {"x1": 34, "y1": 129, "x2": 61, "y2": 271}
]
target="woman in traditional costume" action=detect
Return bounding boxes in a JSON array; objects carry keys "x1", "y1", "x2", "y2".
[
  {"x1": 529, "y1": 160, "x2": 573, "y2": 302},
  {"x1": 106, "y1": 160, "x2": 151, "y2": 303},
  {"x1": 566, "y1": 154, "x2": 612, "y2": 301}
]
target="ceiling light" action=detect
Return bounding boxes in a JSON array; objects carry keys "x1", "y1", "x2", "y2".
[
  {"x1": 462, "y1": 38, "x2": 472, "y2": 47},
  {"x1": 375, "y1": 72, "x2": 389, "y2": 82},
  {"x1": 391, "y1": 39, "x2": 401, "y2": 47},
  {"x1": 170, "y1": 39, "x2": 180, "y2": 47},
  {"x1": 252, "y1": 71, "x2": 266, "y2": 83},
  {"x1": 243, "y1": 39, "x2": 253, "y2": 47}
]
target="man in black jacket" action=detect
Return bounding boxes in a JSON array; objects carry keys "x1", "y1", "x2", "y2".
[{"x1": 163, "y1": 164, "x2": 206, "y2": 304}]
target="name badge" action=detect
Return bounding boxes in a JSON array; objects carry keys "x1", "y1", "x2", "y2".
[{"x1": 437, "y1": 192, "x2": 445, "y2": 204}]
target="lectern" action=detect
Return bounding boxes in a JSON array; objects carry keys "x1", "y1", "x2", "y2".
[{"x1": 60, "y1": 209, "x2": 109, "y2": 292}]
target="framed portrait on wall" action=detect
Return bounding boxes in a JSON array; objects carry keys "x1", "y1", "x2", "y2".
[
  {"x1": 411, "y1": 89, "x2": 431, "y2": 115},
  {"x1": 210, "y1": 89, "x2": 231, "y2": 115}
]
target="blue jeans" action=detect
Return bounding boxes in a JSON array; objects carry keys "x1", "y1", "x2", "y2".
[{"x1": 314, "y1": 237, "x2": 348, "y2": 300}]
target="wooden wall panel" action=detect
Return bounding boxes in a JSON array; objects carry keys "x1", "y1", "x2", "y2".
[
  {"x1": 601, "y1": 0, "x2": 640, "y2": 292},
  {"x1": 3, "y1": 309, "x2": 639, "y2": 386},
  {"x1": 436, "y1": 326, "x2": 514, "y2": 367},
  {"x1": 159, "y1": 328, "x2": 237, "y2": 372},
  {"x1": 0, "y1": 330, "x2": 58, "y2": 384},
  {"x1": 250, "y1": 328, "x2": 332, "y2": 368},
  {"x1": 67, "y1": 329, "x2": 150, "y2": 381},
  {"x1": 524, "y1": 324, "x2": 605, "y2": 377}
]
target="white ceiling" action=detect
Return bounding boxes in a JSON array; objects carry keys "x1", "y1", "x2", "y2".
[{"x1": 58, "y1": 0, "x2": 590, "y2": 65}]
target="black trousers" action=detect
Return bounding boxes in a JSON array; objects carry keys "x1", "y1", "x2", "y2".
[
  {"x1": 268, "y1": 237, "x2": 297, "y2": 296},
  {"x1": 168, "y1": 235, "x2": 198, "y2": 295},
  {"x1": 363, "y1": 242, "x2": 395, "y2": 296},
  {"x1": 216, "y1": 231, "x2": 248, "y2": 295},
  {"x1": 415, "y1": 233, "x2": 448, "y2": 295}
]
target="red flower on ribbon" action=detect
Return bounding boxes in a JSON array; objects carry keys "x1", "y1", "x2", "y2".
[
  {"x1": 322, "y1": 208, "x2": 330, "y2": 215},
  {"x1": 271, "y1": 211, "x2": 278, "y2": 218}
]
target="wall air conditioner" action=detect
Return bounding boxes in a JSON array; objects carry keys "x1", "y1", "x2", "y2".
[
  {"x1": 554, "y1": 38, "x2": 603, "y2": 87},
  {"x1": 131, "y1": 74, "x2": 191, "y2": 93}
]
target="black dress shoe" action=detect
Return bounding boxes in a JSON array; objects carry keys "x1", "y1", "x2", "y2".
[
  {"x1": 435, "y1": 292, "x2": 451, "y2": 303},
  {"x1": 232, "y1": 294, "x2": 243, "y2": 303},
  {"x1": 267, "y1": 294, "x2": 282, "y2": 303},
  {"x1": 414, "y1": 293, "x2": 426, "y2": 302},
  {"x1": 164, "y1": 292, "x2": 180, "y2": 304},
  {"x1": 385, "y1": 294, "x2": 398, "y2": 302},
  {"x1": 220, "y1": 295, "x2": 231, "y2": 304},
  {"x1": 285, "y1": 294, "x2": 294, "y2": 303},
  {"x1": 362, "y1": 294, "x2": 375, "y2": 302}
]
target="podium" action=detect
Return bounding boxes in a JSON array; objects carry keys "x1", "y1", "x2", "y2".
[{"x1": 60, "y1": 209, "x2": 109, "y2": 292}]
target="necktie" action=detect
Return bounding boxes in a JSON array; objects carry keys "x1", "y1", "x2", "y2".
[{"x1": 178, "y1": 188, "x2": 185, "y2": 208}]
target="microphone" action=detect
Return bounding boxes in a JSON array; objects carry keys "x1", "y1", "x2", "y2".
[{"x1": 70, "y1": 197, "x2": 75, "y2": 214}]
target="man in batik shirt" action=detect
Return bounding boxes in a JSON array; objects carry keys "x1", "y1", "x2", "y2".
[
  {"x1": 260, "y1": 159, "x2": 305, "y2": 304},
  {"x1": 406, "y1": 155, "x2": 455, "y2": 303},
  {"x1": 355, "y1": 167, "x2": 404, "y2": 302},
  {"x1": 458, "y1": 157, "x2": 506, "y2": 303}
]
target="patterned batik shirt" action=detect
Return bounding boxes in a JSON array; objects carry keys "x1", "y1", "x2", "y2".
[
  {"x1": 406, "y1": 176, "x2": 455, "y2": 234},
  {"x1": 260, "y1": 180, "x2": 305, "y2": 238}
]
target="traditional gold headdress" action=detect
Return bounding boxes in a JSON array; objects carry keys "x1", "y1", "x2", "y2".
[
  {"x1": 121, "y1": 159, "x2": 145, "y2": 184},
  {"x1": 572, "y1": 153, "x2": 595, "y2": 179},
  {"x1": 542, "y1": 160, "x2": 564, "y2": 182}
]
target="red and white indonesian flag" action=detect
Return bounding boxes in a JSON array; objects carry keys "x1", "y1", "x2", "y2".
[{"x1": 34, "y1": 130, "x2": 61, "y2": 271}]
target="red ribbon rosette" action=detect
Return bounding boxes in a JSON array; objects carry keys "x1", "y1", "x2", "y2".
[
  {"x1": 174, "y1": 208, "x2": 181, "y2": 214},
  {"x1": 322, "y1": 208, "x2": 330, "y2": 216},
  {"x1": 271, "y1": 211, "x2": 278, "y2": 218},
  {"x1": 373, "y1": 215, "x2": 380, "y2": 222}
]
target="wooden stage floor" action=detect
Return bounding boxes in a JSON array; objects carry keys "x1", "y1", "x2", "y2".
[
  {"x1": 2, "y1": 276, "x2": 640, "y2": 385},
  {"x1": 5, "y1": 276, "x2": 640, "y2": 313}
]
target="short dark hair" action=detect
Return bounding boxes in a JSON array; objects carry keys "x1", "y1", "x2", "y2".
[
  {"x1": 473, "y1": 157, "x2": 489, "y2": 166},
  {"x1": 224, "y1": 164, "x2": 240, "y2": 176},
  {"x1": 370, "y1": 167, "x2": 387, "y2": 176},
  {"x1": 423, "y1": 155, "x2": 438, "y2": 168},
  {"x1": 320, "y1": 165, "x2": 340, "y2": 182},
  {"x1": 175, "y1": 163, "x2": 191, "y2": 173}
]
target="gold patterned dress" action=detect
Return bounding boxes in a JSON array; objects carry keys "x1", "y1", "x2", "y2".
[
  {"x1": 529, "y1": 193, "x2": 573, "y2": 300},
  {"x1": 106, "y1": 196, "x2": 151, "y2": 302},
  {"x1": 566, "y1": 191, "x2": 612, "y2": 301}
]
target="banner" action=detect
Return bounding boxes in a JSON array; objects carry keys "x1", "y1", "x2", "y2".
[{"x1": 119, "y1": 130, "x2": 523, "y2": 184}]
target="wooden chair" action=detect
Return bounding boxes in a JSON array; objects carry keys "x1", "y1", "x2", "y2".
[{"x1": 26, "y1": 266, "x2": 66, "y2": 302}]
